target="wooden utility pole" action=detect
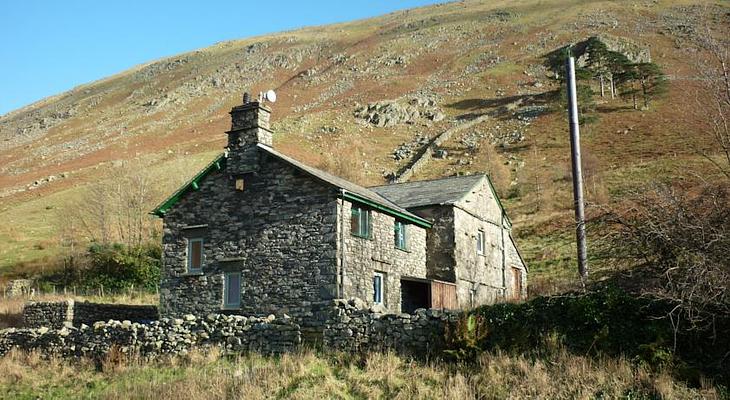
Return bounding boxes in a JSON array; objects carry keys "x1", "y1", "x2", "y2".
[{"x1": 566, "y1": 56, "x2": 588, "y2": 287}]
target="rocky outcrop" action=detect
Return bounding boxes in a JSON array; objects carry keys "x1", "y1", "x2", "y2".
[{"x1": 354, "y1": 95, "x2": 444, "y2": 127}]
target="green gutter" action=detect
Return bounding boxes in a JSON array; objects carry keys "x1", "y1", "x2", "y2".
[
  {"x1": 150, "y1": 154, "x2": 226, "y2": 218},
  {"x1": 340, "y1": 191, "x2": 432, "y2": 229}
]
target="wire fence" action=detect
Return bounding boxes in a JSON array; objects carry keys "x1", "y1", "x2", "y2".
[{"x1": 2, "y1": 281, "x2": 158, "y2": 301}]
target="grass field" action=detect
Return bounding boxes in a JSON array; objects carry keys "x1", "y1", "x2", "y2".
[{"x1": 0, "y1": 347, "x2": 719, "y2": 399}]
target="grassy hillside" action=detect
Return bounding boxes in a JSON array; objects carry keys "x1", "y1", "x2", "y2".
[{"x1": 0, "y1": 0, "x2": 727, "y2": 293}]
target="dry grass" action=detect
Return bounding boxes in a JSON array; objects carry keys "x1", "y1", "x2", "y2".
[{"x1": 0, "y1": 347, "x2": 718, "y2": 399}]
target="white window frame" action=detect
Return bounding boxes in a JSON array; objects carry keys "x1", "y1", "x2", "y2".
[
  {"x1": 373, "y1": 272, "x2": 385, "y2": 305},
  {"x1": 223, "y1": 272, "x2": 241, "y2": 309},
  {"x1": 187, "y1": 238, "x2": 204, "y2": 273},
  {"x1": 476, "y1": 230, "x2": 485, "y2": 255}
]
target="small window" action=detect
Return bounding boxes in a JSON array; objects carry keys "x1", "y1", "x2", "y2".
[
  {"x1": 476, "y1": 230, "x2": 485, "y2": 255},
  {"x1": 224, "y1": 272, "x2": 241, "y2": 308},
  {"x1": 373, "y1": 272, "x2": 384, "y2": 304},
  {"x1": 394, "y1": 221, "x2": 407, "y2": 250},
  {"x1": 351, "y1": 205, "x2": 372, "y2": 238},
  {"x1": 235, "y1": 178, "x2": 245, "y2": 191},
  {"x1": 187, "y1": 238, "x2": 204, "y2": 272}
]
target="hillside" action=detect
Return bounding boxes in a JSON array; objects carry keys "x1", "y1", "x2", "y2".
[{"x1": 0, "y1": 0, "x2": 727, "y2": 292}]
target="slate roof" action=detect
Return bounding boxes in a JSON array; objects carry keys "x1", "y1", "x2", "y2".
[
  {"x1": 152, "y1": 145, "x2": 432, "y2": 228},
  {"x1": 257, "y1": 145, "x2": 429, "y2": 225},
  {"x1": 369, "y1": 174, "x2": 486, "y2": 209}
]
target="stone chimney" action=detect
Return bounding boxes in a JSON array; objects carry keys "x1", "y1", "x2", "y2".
[{"x1": 226, "y1": 92, "x2": 272, "y2": 174}]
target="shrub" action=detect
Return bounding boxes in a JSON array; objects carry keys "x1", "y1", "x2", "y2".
[
  {"x1": 449, "y1": 287, "x2": 730, "y2": 386},
  {"x1": 82, "y1": 242, "x2": 161, "y2": 291}
]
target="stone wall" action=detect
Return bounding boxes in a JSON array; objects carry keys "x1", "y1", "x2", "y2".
[
  {"x1": 22, "y1": 301, "x2": 73, "y2": 329},
  {"x1": 1, "y1": 313, "x2": 300, "y2": 359},
  {"x1": 339, "y1": 200, "x2": 428, "y2": 313},
  {"x1": 392, "y1": 115, "x2": 490, "y2": 183},
  {"x1": 8, "y1": 299, "x2": 468, "y2": 360},
  {"x1": 4, "y1": 279, "x2": 33, "y2": 297},
  {"x1": 160, "y1": 155, "x2": 339, "y2": 336},
  {"x1": 73, "y1": 302, "x2": 159, "y2": 325},
  {"x1": 450, "y1": 178, "x2": 528, "y2": 306},
  {"x1": 22, "y1": 301, "x2": 159, "y2": 329},
  {"x1": 323, "y1": 299, "x2": 458, "y2": 356}
]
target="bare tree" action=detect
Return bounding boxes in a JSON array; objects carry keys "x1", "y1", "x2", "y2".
[
  {"x1": 692, "y1": 25, "x2": 730, "y2": 179},
  {"x1": 69, "y1": 160, "x2": 159, "y2": 248},
  {"x1": 603, "y1": 184, "x2": 729, "y2": 336}
]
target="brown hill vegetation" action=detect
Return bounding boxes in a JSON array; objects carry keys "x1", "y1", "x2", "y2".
[{"x1": 0, "y1": 0, "x2": 728, "y2": 294}]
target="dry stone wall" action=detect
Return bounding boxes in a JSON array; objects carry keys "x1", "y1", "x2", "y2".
[
  {"x1": 7, "y1": 300, "x2": 461, "y2": 360},
  {"x1": 323, "y1": 299, "x2": 458, "y2": 356},
  {"x1": 1, "y1": 313, "x2": 300, "y2": 359},
  {"x1": 23, "y1": 301, "x2": 159, "y2": 329},
  {"x1": 22, "y1": 301, "x2": 73, "y2": 329}
]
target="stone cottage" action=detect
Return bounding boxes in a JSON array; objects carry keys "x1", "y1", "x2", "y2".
[{"x1": 152, "y1": 94, "x2": 526, "y2": 332}]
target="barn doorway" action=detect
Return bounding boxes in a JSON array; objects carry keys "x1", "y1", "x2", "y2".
[{"x1": 400, "y1": 278, "x2": 431, "y2": 313}]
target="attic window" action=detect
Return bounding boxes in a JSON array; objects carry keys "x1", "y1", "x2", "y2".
[{"x1": 235, "y1": 178, "x2": 245, "y2": 191}]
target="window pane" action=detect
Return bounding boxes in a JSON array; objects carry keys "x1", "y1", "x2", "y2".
[
  {"x1": 363, "y1": 210, "x2": 371, "y2": 238},
  {"x1": 394, "y1": 222, "x2": 406, "y2": 249},
  {"x1": 394, "y1": 222, "x2": 400, "y2": 247},
  {"x1": 373, "y1": 274, "x2": 382, "y2": 304},
  {"x1": 226, "y1": 273, "x2": 241, "y2": 307},
  {"x1": 351, "y1": 207, "x2": 361, "y2": 236},
  {"x1": 189, "y1": 240, "x2": 202, "y2": 270}
]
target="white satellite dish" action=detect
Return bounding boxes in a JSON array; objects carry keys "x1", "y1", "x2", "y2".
[{"x1": 261, "y1": 89, "x2": 277, "y2": 103}]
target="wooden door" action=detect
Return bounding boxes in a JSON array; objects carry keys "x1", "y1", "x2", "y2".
[
  {"x1": 430, "y1": 280, "x2": 457, "y2": 310},
  {"x1": 512, "y1": 268, "x2": 523, "y2": 300}
]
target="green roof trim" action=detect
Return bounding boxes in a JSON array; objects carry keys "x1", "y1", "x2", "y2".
[
  {"x1": 151, "y1": 154, "x2": 226, "y2": 218},
  {"x1": 485, "y1": 174, "x2": 512, "y2": 227},
  {"x1": 340, "y1": 191, "x2": 432, "y2": 229}
]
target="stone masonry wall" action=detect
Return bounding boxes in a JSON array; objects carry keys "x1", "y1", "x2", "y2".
[
  {"x1": 9, "y1": 301, "x2": 466, "y2": 361},
  {"x1": 22, "y1": 301, "x2": 159, "y2": 328},
  {"x1": 323, "y1": 299, "x2": 458, "y2": 356},
  {"x1": 160, "y1": 154, "x2": 339, "y2": 336},
  {"x1": 338, "y1": 200, "x2": 428, "y2": 313},
  {"x1": 451, "y1": 178, "x2": 527, "y2": 307},
  {"x1": 22, "y1": 301, "x2": 73, "y2": 329},
  {"x1": 73, "y1": 302, "x2": 159, "y2": 325},
  {"x1": 2, "y1": 313, "x2": 300, "y2": 359},
  {"x1": 453, "y1": 206, "x2": 505, "y2": 306},
  {"x1": 413, "y1": 205, "x2": 456, "y2": 282}
]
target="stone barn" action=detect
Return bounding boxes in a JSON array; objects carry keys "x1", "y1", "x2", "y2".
[{"x1": 152, "y1": 94, "x2": 527, "y2": 332}]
